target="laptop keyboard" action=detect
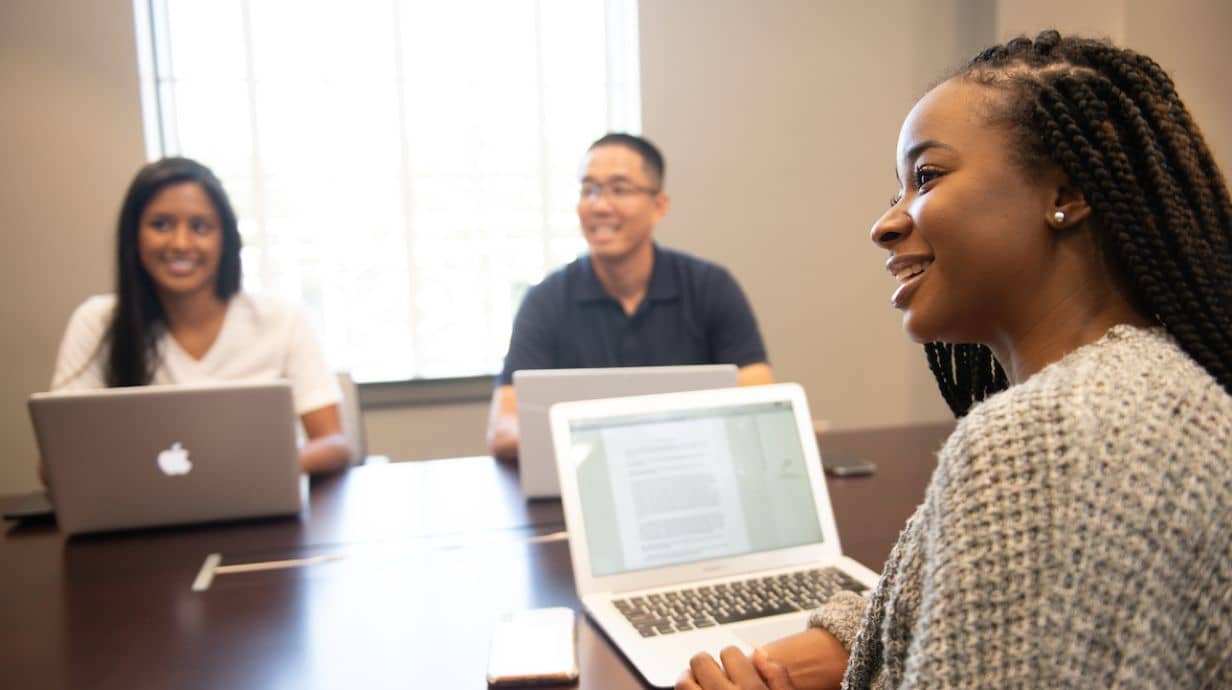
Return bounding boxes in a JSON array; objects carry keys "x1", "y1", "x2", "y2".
[{"x1": 613, "y1": 567, "x2": 867, "y2": 638}]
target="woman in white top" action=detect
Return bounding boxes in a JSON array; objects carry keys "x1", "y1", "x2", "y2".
[{"x1": 51, "y1": 157, "x2": 352, "y2": 474}]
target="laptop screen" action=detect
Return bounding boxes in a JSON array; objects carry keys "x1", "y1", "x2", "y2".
[{"x1": 566, "y1": 399, "x2": 824, "y2": 577}]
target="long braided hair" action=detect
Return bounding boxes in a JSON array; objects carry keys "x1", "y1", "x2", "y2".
[{"x1": 925, "y1": 29, "x2": 1232, "y2": 416}]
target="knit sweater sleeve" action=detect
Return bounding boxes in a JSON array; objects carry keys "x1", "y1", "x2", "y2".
[
  {"x1": 885, "y1": 337, "x2": 1232, "y2": 687},
  {"x1": 807, "y1": 591, "x2": 869, "y2": 651}
]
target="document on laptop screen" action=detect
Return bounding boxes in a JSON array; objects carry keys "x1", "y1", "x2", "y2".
[{"x1": 568, "y1": 401, "x2": 824, "y2": 576}]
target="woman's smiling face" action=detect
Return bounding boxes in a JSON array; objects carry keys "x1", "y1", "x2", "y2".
[
  {"x1": 869, "y1": 77, "x2": 1061, "y2": 346},
  {"x1": 138, "y1": 181, "x2": 224, "y2": 301}
]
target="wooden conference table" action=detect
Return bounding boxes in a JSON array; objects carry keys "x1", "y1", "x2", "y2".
[{"x1": 0, "y1": 422, "x2": 952, "y2": 690}]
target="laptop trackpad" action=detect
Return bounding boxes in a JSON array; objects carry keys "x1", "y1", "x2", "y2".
[{"x1": 732, "y1": 617, "x2": 808, "y2": 648}]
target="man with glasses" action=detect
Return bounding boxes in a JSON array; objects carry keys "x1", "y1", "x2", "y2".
[{"x1": 486, "y1": 133, "x2": 773, "y2": 461}]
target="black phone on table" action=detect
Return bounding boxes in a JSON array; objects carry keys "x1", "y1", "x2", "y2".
[{"x1": 822, "y1": 451, "x2": 876, "y2": 477}]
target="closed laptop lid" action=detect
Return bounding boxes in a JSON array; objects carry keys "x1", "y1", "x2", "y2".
[
  {"x1": 29, "y1": 381, "x2": 303, "y2": 535},
  {"x1": 513, "y1": 365, "x2": 739, "y2": 498}
]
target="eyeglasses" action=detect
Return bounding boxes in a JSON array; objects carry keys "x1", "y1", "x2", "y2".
[{"x1": 579, "y1": 180, "x2": 660, "y2": 202}]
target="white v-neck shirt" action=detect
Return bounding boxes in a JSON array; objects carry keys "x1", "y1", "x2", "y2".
[{"x1": 51, "y1": 292, "x2": 340, "y2": 416}]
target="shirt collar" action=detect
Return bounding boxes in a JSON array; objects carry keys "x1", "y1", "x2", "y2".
[{"x1": 575, "y1": 244, "x2": 679, "y2": 303}]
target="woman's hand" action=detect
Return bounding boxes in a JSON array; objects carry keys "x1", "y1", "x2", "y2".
[
  {"x1": 676, "y1": 628, "x2": 848, "y2": 690},
  {"x1": 299, "y1": 403, "x2": 352, "y2": 474},
  {"x1": 677, "y1": 647, "x2": 797, "y2": 690}
]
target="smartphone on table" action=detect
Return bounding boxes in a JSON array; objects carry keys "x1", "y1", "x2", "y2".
[
  {"x1": 486, "y1": 607, "x2": 579, "y2": 686},
  {"x1": 822, "y1": 451, "x2": 876, "y2": 477}
]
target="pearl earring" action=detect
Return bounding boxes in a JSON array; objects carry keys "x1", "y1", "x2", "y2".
[{"x1": 1052, "y1": 210, "x2": 1066, "y2": 224}]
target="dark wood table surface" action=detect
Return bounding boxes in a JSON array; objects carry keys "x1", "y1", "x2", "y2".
[{"x1": 0, "y1": 422, "x2": 952, "y2": 689}]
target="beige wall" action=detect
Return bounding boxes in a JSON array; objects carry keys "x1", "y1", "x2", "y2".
[
  {"x1": 1, "y1": 0, "x2": 147, "y2": 494},
  {"x1": 638, "y1": 0, "x2": 983, "y2": 436},
  {"x1": 365, "y1": 400, "x2": 491, "y2": 461},
  {"x1": 998, "y1": 0, "x2": 1128, "y2": 43},
  {"x1": 3, "y1": 1, "x2": 1231, "y2": 492}
]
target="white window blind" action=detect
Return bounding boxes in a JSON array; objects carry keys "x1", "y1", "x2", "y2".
[{"x1": 134, "y1": 0, "x2": 642, "y2": 382}]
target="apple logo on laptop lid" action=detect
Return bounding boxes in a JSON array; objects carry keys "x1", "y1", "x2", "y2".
[{"x1": 157, "y1": 442, "x2": 193, "y2": 476}]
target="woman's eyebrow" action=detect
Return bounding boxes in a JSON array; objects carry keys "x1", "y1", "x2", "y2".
[
  {"x1": 895, "y1": 139, "x2": 957, "y2": 185},
  {"x1": 902, "y1": 139, "x2": 956, "y2": 165}
]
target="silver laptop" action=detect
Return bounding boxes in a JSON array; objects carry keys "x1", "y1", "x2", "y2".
[
  {"x1": 29, "y1": 381, "x2": 305, "y2": 536},
  {"x1": 514, "y1": 365, "x2": 738, "y2": 499},
  {"x1": 549, "y1": 383, "x2": 878, "y2": 688}
]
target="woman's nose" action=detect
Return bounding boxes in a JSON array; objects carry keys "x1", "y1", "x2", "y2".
[
  {"x1": 169, "y1": 225, "x2": 193, "y2": 249},
  {"x1": 870, "y1": 204, "x2": 911, "y2": 247}
]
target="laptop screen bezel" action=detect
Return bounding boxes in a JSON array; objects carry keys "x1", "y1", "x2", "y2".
[{"x1": 549, "y1": 382, "x2": 844, "y2": 599}]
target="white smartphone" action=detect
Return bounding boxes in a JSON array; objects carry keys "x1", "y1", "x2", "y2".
[{"x1": 486, "y1": 607, "x2": 579, "y2": 686}]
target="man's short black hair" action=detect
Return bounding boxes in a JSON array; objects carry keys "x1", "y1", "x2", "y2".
[{"x1": 588, "y1": 132, "x2": 665, "y2": 189}]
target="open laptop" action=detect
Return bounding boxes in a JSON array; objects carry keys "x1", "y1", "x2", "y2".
[
  {"x1": 549, "y1": 383, "x2": 878, "y2": 688},
  {"x1": 29, "y1": 381, "x2": 306, "y2": 536},
  {"x1": 514, "y1": 365, "x2": 738, "y2": 499}
]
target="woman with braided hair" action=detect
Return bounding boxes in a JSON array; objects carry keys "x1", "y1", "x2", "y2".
[{"x1": 678, "y1": 30, "x2": 1232, "y2": 690}]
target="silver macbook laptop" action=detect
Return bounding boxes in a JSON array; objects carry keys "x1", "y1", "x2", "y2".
[
  {"x1": 29, "y1": 381, "x2": 305, "y2": 536},
  {"x1": 514, "y1": 365, "x2": 738, "y2": 499},
  {"x1": 549, "y1": 383, "x2": 878, "y2": 688}
]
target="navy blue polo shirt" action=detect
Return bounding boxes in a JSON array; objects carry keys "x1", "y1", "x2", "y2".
[{"x1": 497, "y1": 244, "x2": 768, "y2": 385}]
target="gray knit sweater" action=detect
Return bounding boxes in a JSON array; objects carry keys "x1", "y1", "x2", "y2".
[{"x1": 810, "y1": 325, "x2": 1232, "y2": 688}]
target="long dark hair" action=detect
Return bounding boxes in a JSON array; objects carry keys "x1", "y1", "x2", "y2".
[
  {"x1": 925, "y1": 30, "x2": 1232, "y2": 416},
  {"x1": 106, "y1": 157, "x2": 242, "y2": 386}
]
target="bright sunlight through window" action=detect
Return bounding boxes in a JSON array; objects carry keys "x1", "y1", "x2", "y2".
[{"x1": 134, "y1": 0, "x2": 641, "y2": 382}]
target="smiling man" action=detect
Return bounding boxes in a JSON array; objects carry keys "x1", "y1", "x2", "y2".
[{"x1": 486, "y1": 133, "x2": 774, "y2": 461}]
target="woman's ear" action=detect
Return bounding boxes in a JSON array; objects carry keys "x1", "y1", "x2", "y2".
[{"x1": 1048, "y1": 182, "x2": 1092, "y2": 229}]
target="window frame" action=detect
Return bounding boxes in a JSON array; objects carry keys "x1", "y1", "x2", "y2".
[{"x1": 131, "y1": 0, "x2": 642, "y2": 392}]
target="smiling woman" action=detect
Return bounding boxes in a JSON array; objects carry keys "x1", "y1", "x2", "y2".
[
  {"x1": 136, "y1": 181, "x2": 225, "y2": 308},
  {"x1": 870, "y1": 75, "x2": 1139, "y2": 371},
  {"x1": 49, "y1": 158, "x2": 353, "y2": 475},
  {"x1": 679, "y1": 30, "x2": 1232, "y2": 690}
]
